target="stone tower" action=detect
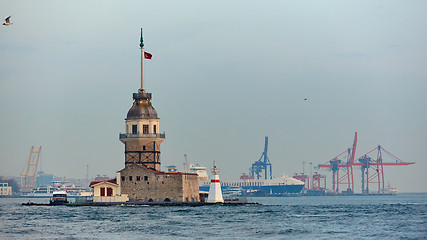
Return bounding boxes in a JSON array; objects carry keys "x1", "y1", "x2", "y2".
[{"x1": 119, "y1": 29, "x2": 165, "y2": 171}]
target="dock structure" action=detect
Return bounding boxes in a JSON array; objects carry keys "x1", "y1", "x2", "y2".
[{"x1": 66, "y1": 201, "x2": 258, "y2": 207}]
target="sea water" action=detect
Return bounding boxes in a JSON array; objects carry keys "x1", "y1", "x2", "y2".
[{"x1": 1, "y1": 194, "x2": 426, "y2": 239}]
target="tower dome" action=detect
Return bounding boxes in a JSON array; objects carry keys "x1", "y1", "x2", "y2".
[{"x1": 126, "y1": 97, "x2": 158, "y2": 120}]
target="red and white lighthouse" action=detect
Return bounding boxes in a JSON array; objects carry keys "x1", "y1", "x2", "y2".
[{"x1": 207, "y1": 163, "x2": 224, "y2": 203}]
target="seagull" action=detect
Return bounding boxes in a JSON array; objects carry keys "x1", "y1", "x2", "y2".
[{"x1": 3, "y1": 16, "x2": 12, "y2": 26}]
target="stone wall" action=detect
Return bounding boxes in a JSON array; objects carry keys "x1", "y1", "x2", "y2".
[
  {"x1": 93, "y1": 195, "x2": 129, "y2": 203},
  {"x1": 118, "y1": 164, "x2": 199, "y2": 202}
]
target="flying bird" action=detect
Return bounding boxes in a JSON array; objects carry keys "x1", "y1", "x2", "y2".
[
  {"x1": 3, "y1": 16, "x2": 12, "y2": 26},
  {"x1": 304, "y1": 98, "x2": 308, "y2": 101}
]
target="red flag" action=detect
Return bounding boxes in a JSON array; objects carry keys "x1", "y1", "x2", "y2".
[{"x1": 144, "y1": 52, "x2": 152, "y2": 59}]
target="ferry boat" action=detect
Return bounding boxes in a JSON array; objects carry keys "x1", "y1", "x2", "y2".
[{"x1": 27, "y1": 181, "x2": 87, "y2": 197}]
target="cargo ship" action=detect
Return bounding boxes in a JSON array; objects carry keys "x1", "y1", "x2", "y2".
[
  {"x1": 187, "y1": 137, "x2": 305, "y2": 196},
  {"x1": 193, "y1": 167, "x2": 305, "y2": 196}
]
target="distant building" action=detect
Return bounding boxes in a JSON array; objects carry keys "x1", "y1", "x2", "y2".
[
  {"x1": 0, "y1": 183, "x2": 12, "y2": 196},
  {"x1": 36, "y1": 171, "x2": 53, "y2": 187}
]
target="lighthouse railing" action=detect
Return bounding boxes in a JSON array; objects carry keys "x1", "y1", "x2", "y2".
[{"x1": 119, "y1": 133, "x2": 166, "y2": 140}]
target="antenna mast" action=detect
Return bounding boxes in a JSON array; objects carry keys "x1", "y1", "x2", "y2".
[{"x1": 140, "y1": 28, "x2": 144, "y2": 91}]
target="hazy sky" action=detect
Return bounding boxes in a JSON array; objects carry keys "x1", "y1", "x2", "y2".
[{"x1": 1, "y1": 1, "x2": 426, "y2": 193}]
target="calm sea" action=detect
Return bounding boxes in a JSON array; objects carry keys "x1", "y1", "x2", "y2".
[{"x1": 1, "y1": 194, "x2": 426, "y2": 239}]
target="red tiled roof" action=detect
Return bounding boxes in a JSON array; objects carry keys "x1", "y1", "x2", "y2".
[{"x1": 89, "y1": 178, "x2": 117, "y2": 187}]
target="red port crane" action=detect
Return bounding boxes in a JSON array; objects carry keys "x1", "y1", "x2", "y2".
[
  {"x1": 354, "y1": 145, "x2": 415, "y2": 194},
  {"x1": 312, "y1": 172, "x2": 327, "y2": 190},
  {"x1": 318, "y1": 133, "x2": 415, "y2": 194},
  {"x1": 318, "y1": 132, "x2": 358, "y2": 193}
]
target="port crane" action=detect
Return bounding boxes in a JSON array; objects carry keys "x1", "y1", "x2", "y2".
[
  {"x1": 318, "y1": 133, "x2": 415, "y2": 194},
  {"x1": 20, "y1": 146, "x2": 41, "y2": 195},
  {"x1": 250, "y1": 136, "x2": 272, "y2": 180},
  {"x1": 294, "y1": 171, "x2": 326, "y2": 191},
  {"x1": 318, "y1": 132, "x2": 358, "y2": 193},
  {"x1": 312, "y1": 172, "x2": 327, "y2": 190},
  {"x1": 354, "y1": 145, "x2": 415, "y2": 194}
]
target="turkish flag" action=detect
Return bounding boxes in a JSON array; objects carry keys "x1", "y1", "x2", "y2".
[{"x1": 144, "y1": 52, "x2": 152, "y2": 59}]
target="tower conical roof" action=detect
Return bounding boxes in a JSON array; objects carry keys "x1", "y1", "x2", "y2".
[{"x1": 126, "y1": 94, "x2": 158, "y2": 120}]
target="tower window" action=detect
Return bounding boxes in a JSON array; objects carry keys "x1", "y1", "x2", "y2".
[
  {"x1": 121, "y1": 176, "x2": 125, "y2": 181},
  {"x1": 153, "y1": 125, "x2": 157, "y2": 134},
  {"x1": 129, "y1": 176, "x2": 133, "y2": 181},
  {"x1": 137, "y1": 176, "x2": 141, "y2": 181},
  {"x1": 132, "y1": 125, "x2": 138, "y2": 134},
  {"x1": 143, "y1": 125, "x2": 149, "y2": 134}
]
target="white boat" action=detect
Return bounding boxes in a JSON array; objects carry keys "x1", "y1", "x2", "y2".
[
  {"x1": 383, "y1": 183, "x2": 398, "y2": 195},
  {"x1": 189, "y1": 164, "x2": 209, "y2": 180},
  {"x1": 49, "y1": 190, "x2": 68, "y2": 205},
  {"x1": 222, "y1": 186, "x2": 244, "y2": 198},
  {"x1": 28, "y1": 181, "x2": 87, "y2": 197}
]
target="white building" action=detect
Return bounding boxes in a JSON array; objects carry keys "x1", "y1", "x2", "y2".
[
  {"x1": 0, "y1": 183, "x2": 12, "y2": 196},
  {"x1": 89, "y1": 179, "x2": 129, "y2": 203}
]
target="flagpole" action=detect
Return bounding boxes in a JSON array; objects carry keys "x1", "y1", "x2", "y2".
[{"x1": 140, "y1": 28, "x2": 144, "y2": 91}]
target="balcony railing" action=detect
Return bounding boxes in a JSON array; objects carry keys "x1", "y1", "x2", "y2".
[
  {"x1": 133, "y1": 92, "x2": 152, "y2": 100},
  {"x1": 119, "y1": 133, "x2": 166, "y2": 140}
]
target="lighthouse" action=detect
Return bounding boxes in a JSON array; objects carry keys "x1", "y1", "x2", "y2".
[
  {"x1": 119, "y1": 29, "x2": 165, "y2": 170},
  {"x1": 207, "y1": 163, "x2": 224, "y2": 203},
  {"x1": 116, "y1": 29, "x2": 200, "y2": 203}
]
